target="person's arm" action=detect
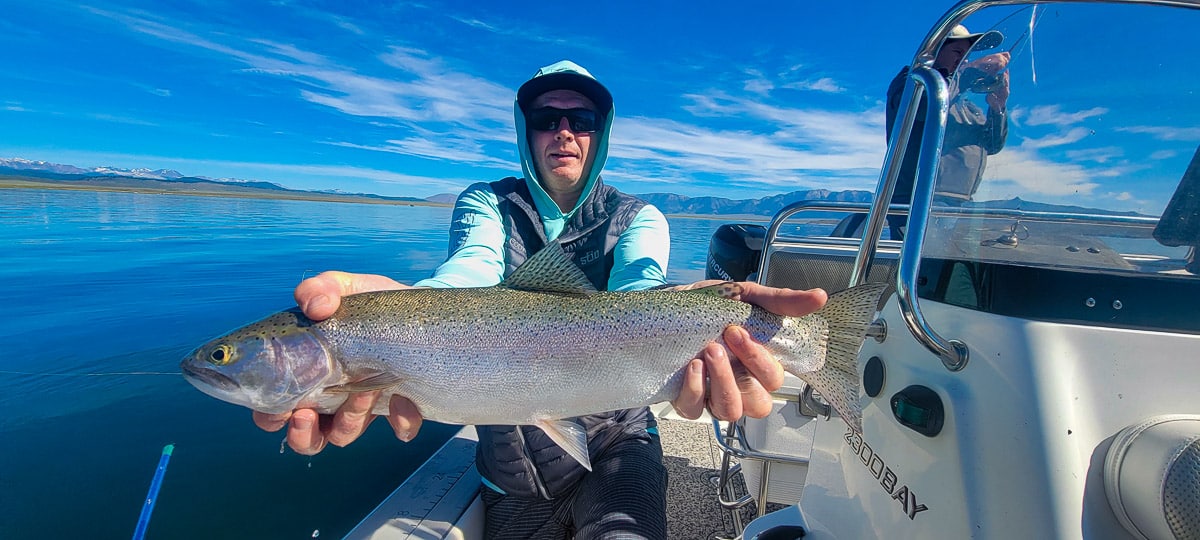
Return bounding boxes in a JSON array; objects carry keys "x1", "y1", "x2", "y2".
[
  {"x1": 982, "y1": 106, "x2": 1008, "y2": 155},
  {"x1": 884, "y1": 68, "x2": 909, "y2": 142},
  {"x1": 982, "y1": 78, "x2": 1009, "y2": 155},
  {"x1": 975, "y1": 52, "x2": 1010, "y2": 155},
  {"x1": 608, "y1": 205, "x2": 670, "y2": 292},
  {"x1": 257, "y1": 183, "x2": 510, "y2": 455},
  {"x1": 415, "y1": 183, "x2": 506, "y2": 288}
]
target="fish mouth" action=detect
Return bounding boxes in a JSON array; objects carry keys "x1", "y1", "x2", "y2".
[{"x1": 181, "y1": 363, "x2": 239, "y2": 392}]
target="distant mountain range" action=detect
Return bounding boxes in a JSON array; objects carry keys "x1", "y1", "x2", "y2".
[
  {"x1": 0, "y1": 157, "x2": 876, "y2": 216},
  {"x1": 0, "y1": 157, "x2": 428, "y2": 204},
  {"x1": 635, "y1": 189, "x2": 873, "y2": 217},
  {"x1": 1, "y1": 157, "x2": 1139, "y2": 218}
]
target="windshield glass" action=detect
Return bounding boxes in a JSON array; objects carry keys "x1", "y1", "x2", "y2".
[{"x1": 916, "y1": 3, "x2": 1200, "y2": 276}]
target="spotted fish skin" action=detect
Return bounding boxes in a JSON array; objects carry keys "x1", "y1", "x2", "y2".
[{"x1": 181, "y1": 244, "x2": 886, "y2": 437}]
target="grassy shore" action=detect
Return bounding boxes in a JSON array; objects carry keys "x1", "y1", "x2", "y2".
[{"x1": 0, "y1": 177, "x2": 453, "y2": 207}]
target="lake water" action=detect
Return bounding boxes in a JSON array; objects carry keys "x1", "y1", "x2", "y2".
[{"x1": 0, "y1": 188, "x2": 758, "y2": 539}]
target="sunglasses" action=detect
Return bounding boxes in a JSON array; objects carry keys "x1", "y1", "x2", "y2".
[{"x1": 526, "y1": 107, "x2": 600, "y2": 133}]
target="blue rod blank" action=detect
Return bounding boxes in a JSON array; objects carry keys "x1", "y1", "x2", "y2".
[{"x1": 132, "y1": 444, "x2": 175, "y2": 540}]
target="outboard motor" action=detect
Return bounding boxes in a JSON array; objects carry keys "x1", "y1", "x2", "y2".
[{"x1": 706, "y1": 223, "x2": 766, "y2": 282}]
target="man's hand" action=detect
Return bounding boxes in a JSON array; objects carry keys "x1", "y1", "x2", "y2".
[
  {"x1": 986, "y1": 70, "x2": 1010, "y2": 111},
  {"x1": 670, "y1": 281, "x2": 828, "y2": 421},
  {"x1": 967, "y1": 52, "x2": 1011, "y2": 111},
  {"x1": 251, "y1": 271, "x2": 424, "y2": 455}
]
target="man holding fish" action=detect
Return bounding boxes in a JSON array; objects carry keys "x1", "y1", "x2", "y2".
[{"x1": 238, "y1": 60, "x2": 837, "y2": 539}]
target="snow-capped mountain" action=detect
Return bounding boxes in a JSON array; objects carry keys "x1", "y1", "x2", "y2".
[
  {"x1": 1, "y1": 157, "x2": 185, "y2": 180},
  {"x1": 0, "y1": 156, "x2": 430, "y2": 203}
]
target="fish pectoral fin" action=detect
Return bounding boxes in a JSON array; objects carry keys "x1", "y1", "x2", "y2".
[
  {"x1": 535, "y1": 419, "x2": 592, "y2": 471},
  {"x1": 327, "y1": 372, "x2": 405, "y2": 393}
]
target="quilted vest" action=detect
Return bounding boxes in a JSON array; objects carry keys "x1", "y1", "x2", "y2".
[{"x1": 475, "y1": 176, "x2": 657, "y2": 499}]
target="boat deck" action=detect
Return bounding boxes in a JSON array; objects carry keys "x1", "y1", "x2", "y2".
[
  {"x1": 346, "y1": 404, "x2": 765, "y2": 539},
  {"x1": 654, "y1": 405, "x2": 765, "y2": 540}
]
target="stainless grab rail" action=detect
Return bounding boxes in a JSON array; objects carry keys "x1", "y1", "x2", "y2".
[
  {"x1": 710, "y1": 418, "x2": 814, "y2": 466},
  {"x1": 711, "y1": 417, "x2": 812, "y2": 523},
  {"x1": 761, "y1": 64, "x2": 965, "y2": 369},
  {"x1": 892, "y1": 65, "x2": 970, "y2": 371},
  {"x1": 758, "y1": 201, "x2": 907, "y2": 281},
  {"x1": 712, "y1": 422, "x2": 749, "y2": 540}
]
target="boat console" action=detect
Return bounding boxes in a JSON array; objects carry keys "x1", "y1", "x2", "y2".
[{"x1": 719, "y1": 1, "x2": 1200, "y2": 538}]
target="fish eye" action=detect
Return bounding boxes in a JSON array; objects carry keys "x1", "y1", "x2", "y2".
[{"x1": 209, "y1": 344, "x2": 234, "y2": 366}]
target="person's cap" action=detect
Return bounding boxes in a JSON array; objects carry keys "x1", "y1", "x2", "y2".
[
  {"x1": 946, "y1": 24, "x2": 1004, "y2": 50},
  {"x1": 947, "y1": 24, "x2": 983, "y2": 43},
  {"x1": 517, "y1": 60, "x2": 613, "y2": 113}
]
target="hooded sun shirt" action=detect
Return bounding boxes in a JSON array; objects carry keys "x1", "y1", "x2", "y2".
[
  {"x1": 413, "y1": 61, "x2": 673, "y2": 501},
  {"x1": 513, "y1": 60, "x2": 613, "y2": 240},
  {"x1": 416, "y1": 60, "x2": 669, "y2": 291}
]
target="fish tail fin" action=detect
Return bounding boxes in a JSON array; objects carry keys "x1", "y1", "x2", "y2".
[
  {"x1": 820, "y1": 282, "x2": 888, "y2": 375},
  {"x1": 780, "y1": 282, "x2": 887, "y2": 432}
]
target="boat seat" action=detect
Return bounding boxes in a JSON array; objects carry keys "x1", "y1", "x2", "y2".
[{"x1": 759, "y1": 239, "x2": 898, "y2": 301}]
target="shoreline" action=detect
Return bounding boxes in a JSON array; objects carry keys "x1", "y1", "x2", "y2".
[
  {"x1": 0, "y1": 179, "x2": 779, "y2": 221},
  {"x1": 0, "y1": 178, "x2": 453, "y2": 208}
]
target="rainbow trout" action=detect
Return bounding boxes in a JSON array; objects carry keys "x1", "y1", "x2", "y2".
[{"x1": 181, "y1": 243, "x2": 885, "y2": 469}]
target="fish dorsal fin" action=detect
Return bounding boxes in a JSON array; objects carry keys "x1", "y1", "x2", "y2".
[
  {"x1": 504, "y1": 243, "x2": 597, "y2": 295},
  {"x1": 534, "y1": 419, "x2": 592, "y2": 471}
]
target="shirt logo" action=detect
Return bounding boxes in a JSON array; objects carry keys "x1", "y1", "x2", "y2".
[{"x1": 577, "y1": 249, "x2": 601, "y2": 265}]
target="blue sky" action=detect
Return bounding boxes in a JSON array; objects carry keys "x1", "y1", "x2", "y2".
[{"x1": 2, "y1": 1, "x2": 1197, "y2": 209}]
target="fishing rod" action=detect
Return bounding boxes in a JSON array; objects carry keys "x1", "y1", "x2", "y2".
[
  {"x1": 961, "y1": 5, "x2": 1042, "y2": 94},
  {"x1": 132, "y1": 444, "x2": 175, "y2": 540}
]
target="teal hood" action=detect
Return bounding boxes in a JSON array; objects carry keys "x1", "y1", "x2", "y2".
[{"x1": 514, "y1": 60, "x2": 614, "y2": 237}]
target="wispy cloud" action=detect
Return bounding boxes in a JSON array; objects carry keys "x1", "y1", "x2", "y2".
[
  {"x1": 986, "y1": 146, "x2": 1100, "y2": 197},
  {"x1": 325, "y1": 133, "x2": 515, "y2": 170},
  {"x1": 611, "y1": 115, "x2": 881, "y2": 192},
  {"x1": 783, "y1": 77, "x2": 845, "y2": 93},
  {"x1": 58, "y1": 3, "x2": 889, "y2": 199},
  {"x1": 130, "y1": 83, "x2": 171, "y2": 97},
  {"x1": 1064, "y1": 146, "x2": 1123, "y2": 163},
  {"x1": 1018, "y1": 104, "x2": 1107, "y2": 127},
  {"x1": 332, "y1": 17, "x2": 366, "y2": 36},
  {"x1": 87, "y1": 5, "x2": 513, "y2": 130},
  {"x1": 87, "y1": 113, "x2": 159, "y2": 127},
  {"x1": 598, "y1": 84, "x2": 889, "y2": 194},
  {"x1": 1117, "y1": 125, "x2": 1200, "y2": 141},
  {"x1": 742, "y1": 69, "x2": 774, "y2": 96},
  {"x1": 1021, "y1": 126, "x2": 1093, "y2": 149},
  {"x1": 443, "y1": 10, "x2": 610, "y2": 52},
  {"x1": 984, "y1": 104, "x2": 1144, "y2": 199},
  {"x1": 742, "y1": 64, "x2": 845, "y2": 95},
  {"x1": 682, "y1": 92, "x2": 884, "y2": 150}
]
